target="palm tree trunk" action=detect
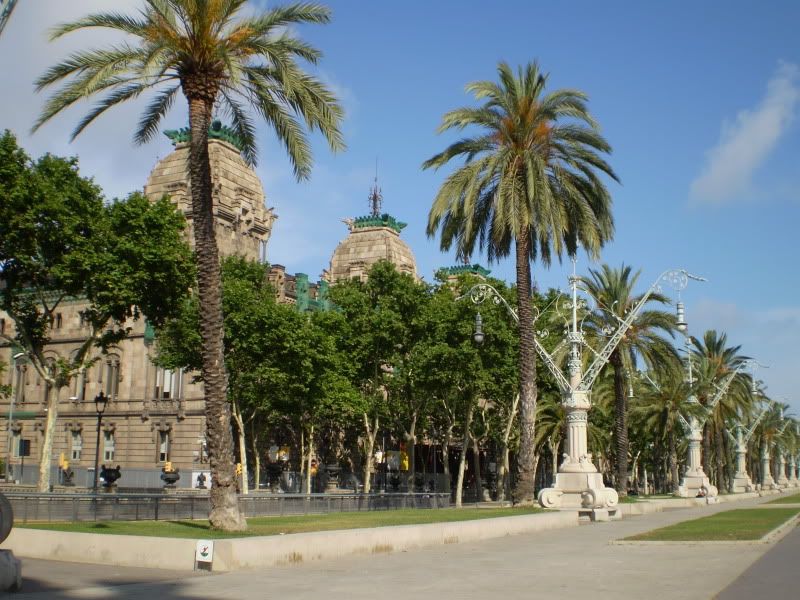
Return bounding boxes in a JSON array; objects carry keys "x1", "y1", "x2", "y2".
[
  {"x1": 668, "y1": 426, "x2": 679, "y2": 495},
  {"x1": 702, "y1": 422, "x2": 712, "y2": 478},
  {"x1": 513, "y1": 234, "x2": 537, "y2": 503},
  {"x1": 610, "y1": 350, "x2": 628, "y2": 497},
  {"x1": 714, "y1": 424, "x2": 726, "y2": 493},
  {"x1": 185, "y1": 89, "x2": 245, "y2": 531}
]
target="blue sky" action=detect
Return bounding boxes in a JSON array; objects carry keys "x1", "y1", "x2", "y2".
[{"x1": 1, "y1": 1, "x2": 798, "y2": 410}]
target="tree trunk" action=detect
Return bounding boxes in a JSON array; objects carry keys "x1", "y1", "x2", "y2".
[
  {"x1": 404, "y1": 412, "x2": 417, "y2": 493},
  {"x1": 610, "y1": 350, "x2": 628, "y2": 497},
  {"x1": 513, "y1": 234, "x2": 538, "y2": 503},
  {"x1": 362, "y1": 413, "x2": 378, "y2": 494},
  {"x1": 305, "y1": 424, "x2": 314, "y2": 495},
  {"x1": 497, "y1": 394, "x2": 519, "y2": 502},
  {"x1": 471, "y1": 434, "x2": 482, "y2": 502},
  {"x1": 702, "y1": 422, "x2": 712, "y2": 479},
  {"x1": 714, "y1": 424, "x2": 725, "y2": 493},
  {"x1": 250, "y1": 421, "x2": 260, "y2": 491},
  {"x1": 668, "y1": 426, "x2": 679, "y2": 495},
  {"x1": 231, "y1": 398, "x2": 248, "y2": 495},
  {"x1": 184, "y1": 87, "x2": 245, "y2": 531},
  {"x1": 455, "y1": 403, "x2": 475, "y2": 508},
  {"x1": 37, "y1": 382, "x2": 59, "y2": 492}
]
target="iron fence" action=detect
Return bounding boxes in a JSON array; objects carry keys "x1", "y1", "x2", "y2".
[{"x1": 4, "y1": 492, "x2": 451, "y2": 523}]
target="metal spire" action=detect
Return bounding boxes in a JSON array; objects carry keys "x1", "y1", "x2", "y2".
[{"x1": 368, "y1": 158, "x2": 382, "y2": 217}]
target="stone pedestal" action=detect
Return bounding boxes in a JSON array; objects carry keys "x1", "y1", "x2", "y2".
[
  {"x1": 537, "y1": 394, "x2": 619, "y2": 518},
  {"x1": 678, "y1": 418, "x2": 718, "y2": 498},
  {"x1": 0, "y1": 550, "x2": 21, "y2": 593},
  {"x1": 731, "y1": 443, "x2": 754, "y2": 493},
  {"x1": 761, "y1": 446, "x2": 776, "y2": 490},
  {"x1": 776, "y1": 454, "x2": 790, "y2": 488},
  {"x1": 788, "y1": 456, "x2": 799, "y2": 488}
]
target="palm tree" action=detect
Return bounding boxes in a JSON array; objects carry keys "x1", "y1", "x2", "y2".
[
  {"x1": 580, "y1": 264, "x2": 677, "y2": 497},
  {"x1": 632, "y1": 364, "x2": 701, "y2": 494},
  {"x1": 424, "y1": 61, "x2": 617, "y2": 501},
  {"x1": 691, "y1": 330, "x2": 749, "y2": 492},
  {"x1": 34, "y1": 1, "x2": 344, "y2": 530}
]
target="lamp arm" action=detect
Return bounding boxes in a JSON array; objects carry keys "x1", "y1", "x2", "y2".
[
  {"x1": 579, "y1": 269, "x2": 697, "y2": 392},
  {"x1": 743, "y1": 404, "x2": 771, "y2": 444},
  {"x1": 458, "y1": 283, "x2": 571, "y2": 391},
  {"x1": 678, "y1": 412, "x2": 691, "y2": 432}
]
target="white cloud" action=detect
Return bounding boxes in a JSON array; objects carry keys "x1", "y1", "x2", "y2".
[
  {"x1": 690, "y1": 298, "x2": 800, "y2": 415},
  {"x1": 0, "y1": 1, "x2": 181, "y2": 200},
  {"x1": 690, "y1": 62, "x2": 800, "y2": 204}
]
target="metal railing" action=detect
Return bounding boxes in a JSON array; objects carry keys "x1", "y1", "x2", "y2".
[{"x1": 4, "y1": 492, "x2": 451, "y2": 523}]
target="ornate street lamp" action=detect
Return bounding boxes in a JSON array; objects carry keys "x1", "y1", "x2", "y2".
[
  {"x1": 460, "y1": 261, "x2": 703, "y2": 515},
  {"x1": 92, "y1": 392, "x2": 108, "y2": 493}
]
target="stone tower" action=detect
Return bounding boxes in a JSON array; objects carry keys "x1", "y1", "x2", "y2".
[
  {"x1": 327, "y1": 178, "x2": 418, "y2": 282},
  {"x1": 144, "y1": 121, "x2": 277, "y2": 262}
]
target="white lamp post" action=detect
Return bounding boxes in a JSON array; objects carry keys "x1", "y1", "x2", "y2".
[{"x1": 461, "y1": 262, "x2": 702, "y2": 518}]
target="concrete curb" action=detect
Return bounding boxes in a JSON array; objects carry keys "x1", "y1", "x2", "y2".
[{"x1": 2, "y1": 511, "x2": 578, "y2": 572}]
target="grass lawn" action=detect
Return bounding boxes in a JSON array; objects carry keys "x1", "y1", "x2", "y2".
[
  {"x1": 624, "y1": 507, "x2": 800, "y2": 542},
  {"x1": 767, "y1": 493, "x2": 800, "y2": 504},
  {"x1": 18, "y1": 506, "x2": 541, "y2": 539}
]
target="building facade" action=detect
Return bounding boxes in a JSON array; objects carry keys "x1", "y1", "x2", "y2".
[{"x1": 1, "y1": 126, "x2": 276, "y2": 489}]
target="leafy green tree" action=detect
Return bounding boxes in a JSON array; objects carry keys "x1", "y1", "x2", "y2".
[
  {"x1": 35, "y1": 0, "x2": 344, "y2": 530},
  {"x1": 0, "y1": 131, "x2": 194, "y2": 492},
  {"x1": 325, "y1": 262, "x2": 427, "y2": 493},
  {"x1": 157, "y1": 257, "x2": 358, "y2": 494},
  {"x1": 424, "y1": 61, "x2": 618, "y2": 501},
  {"x1": 580, "y1": 264, "x2": 677, "y2": 497}
]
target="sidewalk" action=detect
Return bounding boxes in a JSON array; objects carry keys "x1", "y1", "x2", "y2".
[{"x1": 14, "y1": 495, "x2": 791, "y2": 599}]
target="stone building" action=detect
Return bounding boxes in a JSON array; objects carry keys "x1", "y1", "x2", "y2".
[
  {"x1": 0, "y1": 124, "x2": 276, "y2": 489},
  {"x1": 327, "y1": 180, "x2": 418, "y2": 282}
]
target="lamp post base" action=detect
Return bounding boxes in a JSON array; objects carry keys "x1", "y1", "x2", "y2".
[
  {"x1": 677, "y1": 471, "x2": 718, "y2": 499},
  {"x1": 731, "y1": 474, "x2": 755, "y2": 493},
  {"x1": 537, "y1": 471, "x2": 620, "y2": 520}
]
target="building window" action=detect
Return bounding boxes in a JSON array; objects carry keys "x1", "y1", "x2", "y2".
[
  {"x1": 71, "y1": 431, "x2": 82, "y2": 461},
  {"x1": 104, "y1": 356, "x2": 121, "y2": 400},
  {"x1": 55, "y1": 313, "x2": 63, "y2": 329},
  {"x1": 158, "y1": 431, "x2": 170, "y2": 462},
  {"x1": 103, "y1": 431, "x2": 115, "y2": 462},
  {"x1": 155, "y1": 368, "x2": 182, "y2": 400},
  {"x1": 0, "y1": 318, "x2": 5, "y2": 335},
  {"x1": 11, "y1": 432, "x2": 20, "y2": 457},
  {"x1": 71, "y1": 367, "x2": 87, "y2": 402}
]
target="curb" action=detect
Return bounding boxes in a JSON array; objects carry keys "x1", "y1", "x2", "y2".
[{"x1": 2, "y1": 511, "x2": 579, "y2": 572}]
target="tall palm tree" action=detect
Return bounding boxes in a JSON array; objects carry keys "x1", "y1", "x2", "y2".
[
  {"x1": 34, "y1": 1, "x2": 344, "y2": 530},
  {"x1": 581, "y1": 264, "x2": 677, "y2": 497},
  {"x1": 632, "y1": 364, "x2": 701, "y2": 494},
  {"x1": 691, "y1": 330, "x2": 749, "y2": 491},
  {"x1": 424, "y1": 62, "x2": 617, "y2": 502}
]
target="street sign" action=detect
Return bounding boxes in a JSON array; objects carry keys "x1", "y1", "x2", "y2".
[{"x1": 195, "y1": 540, "x2": 213, "y2": 564}]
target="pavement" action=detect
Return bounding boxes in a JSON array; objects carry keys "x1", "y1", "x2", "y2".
[{"x1": 11, "y1": 495, "x2": 799, "y2": 599}]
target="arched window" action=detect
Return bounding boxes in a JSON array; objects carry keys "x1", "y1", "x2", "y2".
[{"x1": 102, "y1": 354, "x2": 121, "y2": 400}]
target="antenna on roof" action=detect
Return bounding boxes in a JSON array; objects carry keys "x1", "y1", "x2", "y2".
[{"x1": 368, "y1": 157, "x2": 382, "y2": 217}]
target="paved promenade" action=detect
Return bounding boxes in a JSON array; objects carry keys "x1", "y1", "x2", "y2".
[{"x1": 14, "y1": 496, "x2": 798, "y2": 599}]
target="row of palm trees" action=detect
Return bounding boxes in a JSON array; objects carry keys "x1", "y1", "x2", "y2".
[
  {"x1": 29, "y1": 0, "x2": 789, "y2": 531},
  {"x1": 532, "y1": 265, "x2": 797, "y2": 497}
]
